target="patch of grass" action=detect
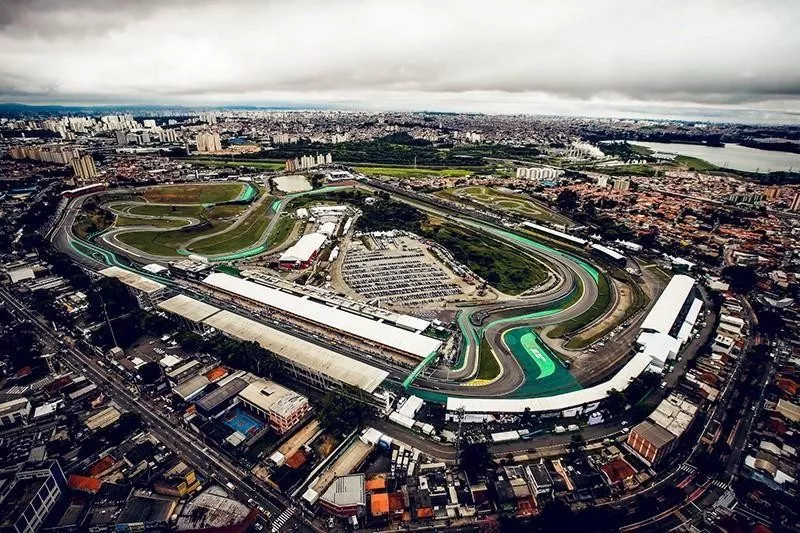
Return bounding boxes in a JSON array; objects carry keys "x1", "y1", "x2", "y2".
[
  {"x1": 184, "y1": 158, "x2": 285, "y2": 170},
  {"x1": 420, "y1": 224, "x2": 549, "y2": 295},
  {"x1": 188, "y1": 196, "x2": 275, "y2": 254},
  {"x1": 143, "y1": 182, "x2": 244, "y2": 204},
  {"x1": 355, "y1": 165, "x2": 474, "y2": 178},
  {"x1": 548, "y1": 271, "x2": 612, "y2": 339},
  {"x1": 266, "y1": 215, "x2": 296, "y2": 249},
  {"x1": 564, "y1": 273, "x2": 648, "y2": 349},
  {"x1": 446, "y1": 185, "x2": 568, "y2": 224},
  {"x1": 117, "y1": 219, "x2": 234, "y2": 256},
  {"x1": 124, "y1": 204, "x2": 204, "y2": 219},
  {"x1": 115, "y1": 216, "x2": 185, "y2": 229},
  {"x1": 207, "y1": 204, "x2": 248, "y2": 219},
  {"x1": 674, "y1": 155, "x2": 718, "y2": 171},
  {"x1": 477, "y1": 337, "x2": 501, "y2": 380}
]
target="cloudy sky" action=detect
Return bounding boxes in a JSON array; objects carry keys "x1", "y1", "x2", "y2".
[{"x1": 1, "y1": 0, "x2": 799, "y2": 123}]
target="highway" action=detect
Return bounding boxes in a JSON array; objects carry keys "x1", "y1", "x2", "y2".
[{"x1": 0, "y1": 286, "x2": 321, "y2": 533}]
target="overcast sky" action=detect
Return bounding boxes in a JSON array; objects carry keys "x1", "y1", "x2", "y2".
[{"x1": 1, "y1": 0, "x2": 799, "y2": 123}]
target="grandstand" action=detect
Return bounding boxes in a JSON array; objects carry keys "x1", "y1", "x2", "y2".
[{"x1": 203, "y1": 273, "x2": 441, "y2": 360}]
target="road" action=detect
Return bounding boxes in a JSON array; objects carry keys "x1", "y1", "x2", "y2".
[
  {"x1": 52, "y1": 183, "x2": 615, "y2": 400},
  {"x1": 0, "y1": 286, "x2": 321, "y2": 533}
]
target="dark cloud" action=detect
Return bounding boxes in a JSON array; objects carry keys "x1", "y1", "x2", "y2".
[{"x1": 0, "y1": 0, "x2": 798, "y2": 122}]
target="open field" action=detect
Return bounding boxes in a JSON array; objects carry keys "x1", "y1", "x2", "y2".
[
  {"x1": 187, "y1": 197, "x2": 276, "y2": 255},
  {"x1": 674, "y1": 155, "x2": 718, "y2": 171},
  {"x1": 125, "y1": 204, "x2": 204, "y2": 219},
  {"x1": 477, "y1": 337, "x2": 501, "y2": 380},
  {"x1": 183, "y1": 158, "x2": 285, "y2": 170},
  {"x1": 142, "y1": 182, "x2": 245, "y2": 204},
  {"x1": 355, "y1": 165, "x2": 474, "y2": 178}
]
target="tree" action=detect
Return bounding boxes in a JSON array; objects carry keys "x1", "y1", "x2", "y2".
[
  {"x1": 556, "y1": 189, "x2": 579, "y2": 212},
  {"x1": 318, "y1": 389, "x2": 372, "y2": 435},
  {"x1": 605, "y1": 388, "x2": 627, "y2": 415},
  {"x1": 138, "y1": 361, "x2": 163, "y2": 385},
  {"x1": 460, "y1": 442, "x2": 493, "y2": 477},
  {"x1": 721, "y1": 265, "x2": 757, "y2": 293}
]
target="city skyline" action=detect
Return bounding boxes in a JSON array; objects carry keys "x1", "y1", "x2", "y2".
[{"x1": 1, "y1": 0, "x2": 799, "y2": 124}]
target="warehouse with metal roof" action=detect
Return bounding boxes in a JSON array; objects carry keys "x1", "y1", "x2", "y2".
[
  {"x1": 202, "y1": 310, "x2": 389, "y2": 394},
  {"x1": 203, "y1": 273, "x2": 442, "y2": 360},
  {"x1": 446, "y1": 353, "x2": 653, "y2": 414}
]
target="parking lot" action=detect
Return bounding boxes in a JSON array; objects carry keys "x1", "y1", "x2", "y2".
[{"x1": 342, "y1": 233, "x2": 464, "y2": 306}]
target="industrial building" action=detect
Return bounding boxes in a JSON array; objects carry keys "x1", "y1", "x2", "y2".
[
  {"x1": 98, "y1": 266, "x2": 167, "y2": 310},
  {"x1": 278, "y1": 232, "x2": 328, "y2": 269},
  {"x1": 194, "y1": 377, "x2": 249, "y2": 418},
  {"x1": 203, "y1": 273, "x2": 442, "y2": 360},
  {"x1": 237, "y1": 379, "x2": 311, "y2": 434},
  {"x1": 626, "y1": 394, "x2": 698, "y2": 465}
]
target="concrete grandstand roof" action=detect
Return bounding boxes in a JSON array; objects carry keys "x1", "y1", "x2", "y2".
[
  {"x1": 157, "y1": 294, "x2": 220, "y2": 323},
  {"x1": 99, "y1": 266, "x2": 166, "y2": 294},
  {"x1": 640, "y1": 274, "x2": 696, "y2": 335},
  {"x1": 446, "y1": 354, "x2": 652, "y2": 414},
  {"x1": 203, "y1": 273, "x2": 442, "y2": 359},
  {"x1": 202, "y1": 310, "x2": 388, "y2": 393}
]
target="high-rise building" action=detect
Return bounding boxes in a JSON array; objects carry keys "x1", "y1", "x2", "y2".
[
  {"x1": 790, "y1": 193, "x2": 800, "y2": 212},
  {"x1": 72, "y1": 154, "x2": 98, "y2": 182},
  {"x1": 115, "y1": 130, "x2": 128, "y2": 146},
  {"x1": 0, "y1": 460, "x2": 67, "y2": 533},
  {"x1": 195, "y1": 132, "x2": 221, "y2": 153},
  {"x1": 613, "y1": 177, "x2": 631, "y2": 191}
]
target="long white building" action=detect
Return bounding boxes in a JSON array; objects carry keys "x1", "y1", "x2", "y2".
[
  {"x1": 637, "y1": 274, "x2": 702, "y2": 370},
  {"x1": 203, "y1": 273, "x2": 442, "y2": 360}
]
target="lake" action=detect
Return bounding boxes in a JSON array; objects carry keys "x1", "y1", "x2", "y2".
[{"x1": 628, "y1": 141, "x2": 800, "y2": 173}]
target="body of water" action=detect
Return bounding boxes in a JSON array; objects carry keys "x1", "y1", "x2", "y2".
[{"x1": 628, "y1": 141, "x2": 800, "y2": 173}]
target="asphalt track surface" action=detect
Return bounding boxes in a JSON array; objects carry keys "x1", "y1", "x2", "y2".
[
  {"x1": 365, "y1": 187, "x2": 601, "y2": 399},
  {"x1": 53, "y1": 183, "x2": 607, "y2": 401}
]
